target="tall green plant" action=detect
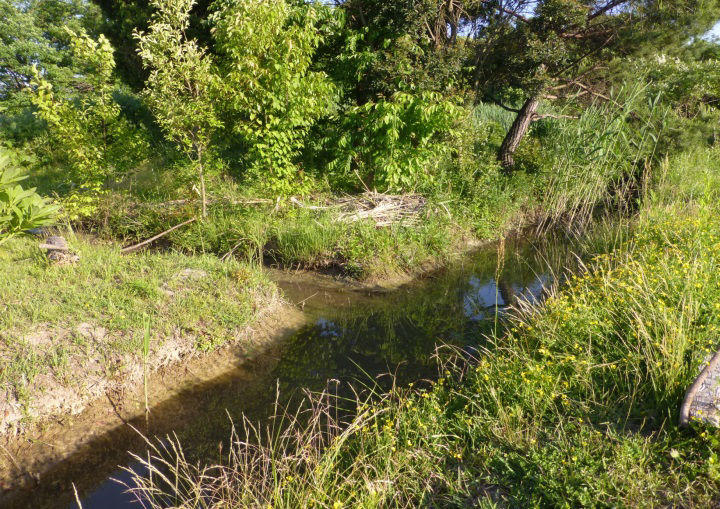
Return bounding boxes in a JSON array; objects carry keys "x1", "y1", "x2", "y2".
[
  {"x1": 0, "y1": 147, "x2": 57, "y2": 244},
  {"x1": 329, "y1": 91, "x2": 461, "y2": 192},
  {"x1": 211, "y1": 0, "x2": 335, "y2": 196},
  {"x1": 135, "y1": 0, "x2": 222, "y2": 217},
  {"x1": 29, "y1": 28, "x2": 149, "y2": 219},
  {"x1": 540, "y1": 84, "x2": 666, "y2": 225}
]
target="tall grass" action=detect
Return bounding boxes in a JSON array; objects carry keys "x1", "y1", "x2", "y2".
[
  {"x1": 539, "y1": 84, "x2": 667, "y2": 230},
  {"x1": 473, "y1": 101, "x2": 517, "y2": 131}
]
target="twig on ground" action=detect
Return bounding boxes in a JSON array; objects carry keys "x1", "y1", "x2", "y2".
[
  {"x1": 221, "y1": 237, "x2": 253, "y2": 261},
  {"x1": 334, "y1": 192, "x2": 426, "y2": 226},
  {"x1": 0, "y1": 443, "x2": 22, "y2": 473},
  {"x1": 437, "y1": 201, "x2": 452, "y2": 219},
  {"x1": 289, "y1": 197, "x2": 333, "y2": 210},
  {"x1": 271, "y1": 197, "x2": 281, "y2": 215},
  {"x1": 120, "y1": 217, "x2": 197, "y2": 254},
  {"x1": 354, "y1": 169, "x2": 373, "y2": 194},
  {"x1": 139, "y1": 198, "x2": 274, "y2": 210}
]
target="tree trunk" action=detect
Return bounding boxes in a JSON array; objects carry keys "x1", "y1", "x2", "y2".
[
  {"x1": 198, "y1": 155, "x2": 207, "y2": 218},
  {"x1": 498, "y1": 95, "x2": 541, "y2": 171},
  {"x1": 497, "y1": 278, "x2": 517, "y2": 308}
]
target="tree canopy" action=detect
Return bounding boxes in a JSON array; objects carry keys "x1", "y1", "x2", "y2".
[{"x1": 1, "y1": 0, "x2": 719, "y2": 207}]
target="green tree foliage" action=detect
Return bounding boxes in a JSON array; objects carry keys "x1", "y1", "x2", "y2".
[
  {"x1": 629, "y1": 40, "x2": 720, "y2": 150},
  {"x1": 135, "y1": 0, "x2": 222, "y2": 217},
  {"x1": 0, "y1": 0, "x2": 102, "y2": 129},
  {"x1": 645, "y1": 52, "x2": 720, "y2": 118},
  {"x1": 329, "y1": 91, "x2": 461, "y2": 191},
  {"x1": 29, "y1": 29, "x2": 149, "y2": 219},
  {"x1": 90, "y1": 0, "x2": 214, "y2": 90},
  {"x1": 210, "y1": 0, "x2": 336, "y2": 196},
  {"x1": 2, "y1": 0, "x2": 718, "y2": 217},
  {"x1": 467, "y1": 0, "x2": 720, "y2": 169},
  {"x1": 337, "y1": 0, "x2": 470, "y2": 101},
  {"x1": 0, "y1": 147, "x2": 57, "y2": 244},
  {"x1": 301, "y1": 1, "x2": 471, "y2": 194}
]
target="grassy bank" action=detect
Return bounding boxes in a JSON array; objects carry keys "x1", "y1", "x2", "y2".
[
  {"x1": 92, "y1": 194, "x2": 469, "y2": 281},
  {"x1": 130, "y1": 148, "x2": 720, "y2": 507},
  {"x1": 0, "y1": 233, "x2": 278, "y2": 434}
]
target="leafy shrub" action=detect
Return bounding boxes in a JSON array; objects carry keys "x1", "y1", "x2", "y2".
[
  {"x1": 642, "y1": 53, "x2": 720, "y2": 118},
  {"x1": 29, "y1": 28, "x2": 150, "y2": 219},
  {"x1": 0, "y1": 147, "x2": 57, "y2": 244},
  {"x1": 211, "y1": 0, "x2": 336, "y2": 196},
  {"x1": 328, "y1": 91, "x2": 461, "y2": 192},
  {"x1": 635, "y1": 54, "x2": 720, "y2": 151}
]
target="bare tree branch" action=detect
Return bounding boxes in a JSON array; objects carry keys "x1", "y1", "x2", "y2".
[
  {"x1": 572, "y1": 81, "x2": 611, "y2": 102},
  {"x1": 588, "y1": 0, "x2": 629, "y2": 21},
  {"x1": 489, "y1": 97, "x2": 522, "y2": 113},
  {"x1": 532, "y1": 113, "x2": 580, "y2": 121},
  {"x1": 479, "y1": 0, "x2": 530, "y2": 24}
]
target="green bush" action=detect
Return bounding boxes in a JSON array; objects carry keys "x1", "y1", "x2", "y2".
[
  {"x1": 0, "y1": 147, "x2": 58, "y2": 244},
  {"x1": 211, "y1": 0, "x2": 336, "y2": 196},
  {"x1": 29, "y1": 29, "x2": 150, "y2": 220},
  {"x1": 327, "y1": 91, "x2": 461, "y2": 192}
]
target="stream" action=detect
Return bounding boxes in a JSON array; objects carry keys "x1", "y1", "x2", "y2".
[{"x1": 4, "y1": 237, "x2": 573, "y2": 509}]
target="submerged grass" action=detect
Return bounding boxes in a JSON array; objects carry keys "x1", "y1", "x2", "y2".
[{"x1": 128, "y1": 148, "x2": 720, "y2": 507}]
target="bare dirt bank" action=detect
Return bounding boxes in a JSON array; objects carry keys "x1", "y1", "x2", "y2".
[{"x1": 0, "y1": 302, "x2": 306, "y2": 504}]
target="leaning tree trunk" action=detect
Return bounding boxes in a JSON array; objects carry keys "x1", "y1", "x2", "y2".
[
  {"x1": 497, "y1": 278, "x2": 517, "y2": 308},
  {"x1": 498, "y1": 95, "x2": 541, "y2": 171}
]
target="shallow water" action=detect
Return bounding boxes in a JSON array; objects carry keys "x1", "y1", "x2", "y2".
[{"x1": 4, "y1": 237, "x2": 571, "y2": 509}]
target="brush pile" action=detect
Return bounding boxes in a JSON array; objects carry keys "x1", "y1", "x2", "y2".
[{"x1": 291, "y1": 192, "x2": 430, "y2": 227}]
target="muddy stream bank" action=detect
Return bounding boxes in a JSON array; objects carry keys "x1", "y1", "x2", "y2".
[{"x1": 0, "y1": 236, "x2": 572, "y2": 509}]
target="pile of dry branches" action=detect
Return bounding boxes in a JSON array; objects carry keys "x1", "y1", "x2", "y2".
[{"x1": 291, "y1": 192, "x2": 430, "y2": 227}]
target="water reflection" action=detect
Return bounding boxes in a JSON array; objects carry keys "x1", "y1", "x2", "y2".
[
  {"x1": 463, "y1": 272, "x2": 552, "y2": 320},
  {"x1": 67, "y1": 464, "x2": 144, "y2": 509}
]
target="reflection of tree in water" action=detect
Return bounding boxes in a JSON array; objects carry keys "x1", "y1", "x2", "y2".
[
  {"x1": 272, "y1": 238, "x2": 567, "y2": 398},
  {"x1": 167, "y1": 238, "x2": 572, "y2": 458}
]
